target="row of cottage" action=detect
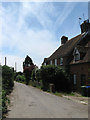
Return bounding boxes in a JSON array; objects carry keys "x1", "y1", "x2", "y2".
[
  {"x1": 23, "y1": 20, "x2": 90, "y2": 93},
  {"x1": 42, "y1": 20, "x2": 90, "y2": 92}
]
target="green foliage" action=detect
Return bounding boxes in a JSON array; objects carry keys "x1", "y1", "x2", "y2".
[
  {"x1": 31, "y1": 69, "x2": 36, "y2": 81},
  {"x1": 31, "y1": 68, "x2": 41, "y2": 82},
  {"x1": 16, "y1": 74, "x2": 25, "y2": 83},
  {"x1": 2, "y1": 65, "x2": 14, "y2": 94},
  {"x1": 40, "y1": 65, "x2": 71, "y2": 92},
  {"x1": 2, "y1": 90, "x2": 7, "y2": 114},
  {"x1": 2, "y1": 65, "x2": 14, "y2": 117},
  {"x1": 36, "y1": 69, "x2": 41, "y2": 82}
]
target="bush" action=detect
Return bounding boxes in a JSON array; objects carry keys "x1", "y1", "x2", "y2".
[
  {"x1": 36, "y1": 69, "x2": 41, "y2": 82},
  {"x1": 40, "y1": 65, "x2": 55, "y2": 90},
  {"x1": 40, "y1": 65, "x2": 71, "y2": 92},
  {"x1": 54, "y1": 66, "x2": 71, "y2": 92},
  {"x1": 16, "y1": 74, "x2": 25, "y2": 83},
  {"x1": 31, "y1": 69, "x2": 36, "y2": 81}
]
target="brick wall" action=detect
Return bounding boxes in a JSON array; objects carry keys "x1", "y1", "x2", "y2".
[{"x1": 70, "y1": 63, "x2": 90, "y2": 92}]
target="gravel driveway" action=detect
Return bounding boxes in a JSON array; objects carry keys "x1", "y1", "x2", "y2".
[{"x1": 7, "y1": 81, "x2": 88, "y2": 118}]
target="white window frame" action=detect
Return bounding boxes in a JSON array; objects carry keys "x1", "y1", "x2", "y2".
[
  {"x1": 55, "y1": 59, "x2": 57, "y2": 66},
  {"x1": 73, "y1": 47, "x2": 80, "y2": 61},
  {"x1": 44, "y1": 62, "x2": 46, "y2": 66},
  {"x1": 60, "y1": 58, "x2": 63, "y2": 65},
  {"x1": 50, "y1": 60, "x2": 52, "y2": 65}
]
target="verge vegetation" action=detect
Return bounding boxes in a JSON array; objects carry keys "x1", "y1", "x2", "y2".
[{"x1": 2, "y1": 65, "x2": 14, "y2": 118}]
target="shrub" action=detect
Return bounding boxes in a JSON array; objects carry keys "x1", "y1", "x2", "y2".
[
  {"x1": 36, "y1": 69, "x2": 41, "y2": 82},
  {"x1": 16, "y1": 74, "x2": 25, "y2": 83},
  {"x1": 40, "y1": 65, "x2": 55, "y2": 90},
  {"x1": 40, "y1": 65, "x2": 71, "y2": 92},
  {"x1": 31, "y1": 69, "x2": 36, "y2": 81}
]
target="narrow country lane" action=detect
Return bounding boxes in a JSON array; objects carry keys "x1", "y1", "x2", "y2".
[{"x1": 7, "y1": 81, "x2": 88, "y2": 118}]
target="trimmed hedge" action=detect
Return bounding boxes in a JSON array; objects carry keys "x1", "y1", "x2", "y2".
[{"x1": 31, "y1": 65, "x2": 71, "y2": 92}]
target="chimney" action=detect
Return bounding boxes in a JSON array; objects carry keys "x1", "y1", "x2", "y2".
[
  {"x1": 80, "y1": 20, "x2": 90, "y2": 33},
  {"x1": 5, "y1": 57, "x2": 7, "y2": 66},
  {"x1": 61, "y1": 36, "x2": 68, "y2": 45}
]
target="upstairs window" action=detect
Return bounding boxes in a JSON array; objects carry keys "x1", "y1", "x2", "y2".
[
  {"x1": 55, "y1": 59, "x2": 57, "y2": 66},
  {"x1": 60, "y1": 58, "x2": 63, "y2": 65},
  {"x1": 73, "y1": 48, "x2": 80, "y2": 61},
  {"x1": 50, "y1": 60, "x2": 52, "y2": 65},
  {"x1": 44, "y1": 62, "x2": 46, "y2": 66}
]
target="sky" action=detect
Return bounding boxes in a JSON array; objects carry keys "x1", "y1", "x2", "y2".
[{"x1": 0, "y1": 1, "x2": 88, "y2": 72}]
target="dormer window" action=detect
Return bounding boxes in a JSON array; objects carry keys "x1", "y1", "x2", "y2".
[
  {"x1": 44, "y1": 62, "x2": 46, "y2": 66},
  {"x1": 73, "y1": 47, "x2": 80, "y2": 61},
  {"x1": 60, "y1": 58, "x2": 63, "y2": 65},
  {"x1": 50, "y1": 60, "x2": 52, "y2": 65}
]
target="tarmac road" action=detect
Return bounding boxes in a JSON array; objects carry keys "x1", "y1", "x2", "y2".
[{"x1": 7, "y1": 81, "x2": 88, "y2": 118}]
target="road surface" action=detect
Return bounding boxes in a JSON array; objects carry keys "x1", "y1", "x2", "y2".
[{"x1": 7, "y1": 82, "x2": 88, "y2": 118}]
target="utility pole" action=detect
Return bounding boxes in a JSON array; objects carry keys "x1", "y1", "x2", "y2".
[
  {"x1": 5, "y1": 57, "x2": 7, "y2": 66},
  {"x1": 15, "y1": 62, "x2": 17, "y2": 72}
]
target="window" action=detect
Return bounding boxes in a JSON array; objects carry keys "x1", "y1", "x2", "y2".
[
  {"x1": 73, "y1": 48, "x2": 80, "y2": 61},
  {"x1": 55, "y1": 59, "x2": 57, "y2": 66},
  {"x1": 60, "y1": 58, "x2": 63, "y2": 65},
  {"x1": 44, "y1": 63, "x2": 46, "y2": 66},
  {"x1": 50, "y1": 60, "x2": 52, "y2": 65},
  {"x1": 73, "y1": 74, "x2": 76, "y2": 85}
]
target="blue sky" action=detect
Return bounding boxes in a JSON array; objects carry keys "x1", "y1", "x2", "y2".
[{"x1": 0, "y1": 2, "x2": 88, "y2": 71}]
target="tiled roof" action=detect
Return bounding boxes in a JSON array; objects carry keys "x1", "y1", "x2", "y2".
[
  {"x1": 70, "y1": 41, "x2": 90, "y2": 65},
  {"x1": 45, "y1": 34, "x2": 85, "y2": 61}
]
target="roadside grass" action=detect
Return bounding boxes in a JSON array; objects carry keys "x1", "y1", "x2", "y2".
[
  {"x1": 28, "y1": 81, "x2": 79, "y2": 97},
  {"x1": 16, "y1": 80, "x2": 87, "y2": 98}
]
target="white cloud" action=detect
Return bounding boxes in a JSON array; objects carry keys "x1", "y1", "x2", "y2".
[
  {"x1": 54, "y1": 2, "x2": 76, "y2": 31},
  {"x1": 1, "y1": 2, "x2": 59, "y2": 71}
]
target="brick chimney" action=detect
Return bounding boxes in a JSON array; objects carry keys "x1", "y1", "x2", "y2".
[
  {"x1": 61, "y1": 36, "x2": 68, "y2": 45},
  {"x1": 80, "y1": 20, "x2": 90, "y2": 33}
]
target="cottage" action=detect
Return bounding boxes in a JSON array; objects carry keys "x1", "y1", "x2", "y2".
[{"x1": 42, "y1": 20, "x2": 90, "y2": 93}]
